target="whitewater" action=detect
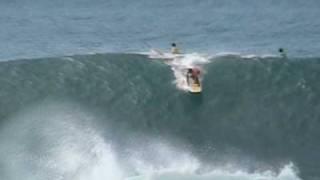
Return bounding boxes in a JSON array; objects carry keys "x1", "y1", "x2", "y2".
[{"x1": 0, "y1": 98, "x2": 300, "y2": 180}]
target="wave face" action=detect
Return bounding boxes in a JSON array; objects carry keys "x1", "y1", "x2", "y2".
[{"x1": 0, "y1": 53, "x2": 320, "y2": 180}]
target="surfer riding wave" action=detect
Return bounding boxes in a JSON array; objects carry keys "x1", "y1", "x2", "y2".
[{"x1": 148, "y1": 43, "x2": 208, "y2": 92}]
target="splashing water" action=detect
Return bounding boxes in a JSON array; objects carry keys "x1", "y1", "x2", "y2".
[
  {"x1": 148, "y1": 50, "x2": 210, "y2": 91},
  {"x1": 0, "y1": 100, "x2": 302, "y2": 180},
  {"x1": 0, "y1": 101, "x2": 124, "y2": 180}
]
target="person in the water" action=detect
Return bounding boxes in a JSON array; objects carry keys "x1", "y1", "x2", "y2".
[
  {"x1": 186, "y1": 68, "x2": 200, "y2": 85},
  {"x1": 171, "y1": 43, "x2": 181, "y2": 54},
  {"x1": 279, "y1": 48, "x2": 287, "y2": 58}
]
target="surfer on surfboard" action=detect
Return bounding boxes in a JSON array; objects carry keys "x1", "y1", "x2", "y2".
[
  {"x1": 186, "y1": 68, "x2": 200, "y2": 85},
  {"x1": 186, "y1": 67, "x2": 202, "y2": 93}
]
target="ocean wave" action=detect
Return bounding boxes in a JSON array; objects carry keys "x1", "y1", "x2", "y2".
[
  {"x1": 0, "y1": 52, "x2": 319, "y2": 179},
  {"x1": 0, "y1": 101, "x2": 300, "y2": 180}
]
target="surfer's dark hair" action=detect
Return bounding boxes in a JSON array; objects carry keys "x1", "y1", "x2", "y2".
[
  {"x1": 279, "y1": 48, "x2": 283, "y2": 52},
  {"x1": 172, "y1": 43, "x2": 176, "y2": 47}
]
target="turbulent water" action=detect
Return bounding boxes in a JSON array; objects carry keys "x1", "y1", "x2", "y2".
[{"x1": 1, "y1": 0, "x2": 320, "y2": 180}]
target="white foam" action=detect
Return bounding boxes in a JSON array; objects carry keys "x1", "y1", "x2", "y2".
[
  {"x1": 121, "y1": 137, "x2": 301, "y2": 180},
  {"x1": 215, "y1": 51, "x2": 242, "y2": 56},
  {"x1": 125, "y1": 144, "x2": 300, "y2": 180},
  {"x1": 168, "y1": 53, "x2": 209, "y2": 91},
  {"x1": 241, "y1": 54, "x2": 278, "y2": 59},
  {"x1": 127, "y1": 141, "x2": 200, "y2": 175},
  {"x1": 0, "y1": 101, "x2": 124, "y2": 180},
  {"x1": 148, "y1": 49, "x2": 210, "y2": 91},
  {"x1": 135, "y1": 163, "x2": 300, "y2": 180},
  {"x1": 0, "y1": 101, "x2": 302, "y2": 180}
]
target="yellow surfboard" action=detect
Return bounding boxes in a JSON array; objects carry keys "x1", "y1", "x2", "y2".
[{"x1": 189, "y1": 81, "x2": 202, "y2": 93}]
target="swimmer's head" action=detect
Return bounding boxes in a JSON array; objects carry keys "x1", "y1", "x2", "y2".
[{"x1": 279, "y1": 48, "x2": 284, "y2": 53}]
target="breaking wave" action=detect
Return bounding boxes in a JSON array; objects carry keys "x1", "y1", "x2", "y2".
[{"x1": 1, "y1": 52, "x2": 319, "y2": 179}]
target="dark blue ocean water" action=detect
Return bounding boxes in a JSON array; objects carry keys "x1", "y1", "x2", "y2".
[{"x1": 0, "y1": 0, "x2": 319, "y2": 60}]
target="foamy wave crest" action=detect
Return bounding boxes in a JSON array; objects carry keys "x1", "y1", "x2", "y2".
[
  {"x1": 124, "y1": 140, "x2": 300, "y2": 180},
  {"x1": 0, "y1": 101, "x2": 124, "y2": 180},
  {"x1": 0, "y1": 100, "x2": 302, "y2": 180},
  {"x1": 148, "y1": 49, "x2": 210, "y2": 91},
  {"x1": 128, "y1": 163, "x2": 300, "y2": 180},
  {"x1": 167, "y1": 53, "x2": 209, "y2": 91}
]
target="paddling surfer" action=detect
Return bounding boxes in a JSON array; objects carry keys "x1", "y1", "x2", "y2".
[{"x1": 171, "y1": 43, "x2": 181, "y2": 54}]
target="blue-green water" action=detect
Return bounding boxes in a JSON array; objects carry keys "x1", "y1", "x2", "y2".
[
  {"x1": 0, "y1": 53, "x2": 320, "y2": 180},
  {"x1": 0, "y1": 1, "x2": 320, "y2": 180},
  {"x1": 0, "y1": 0, "x2": 319, "y2": 60}
]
